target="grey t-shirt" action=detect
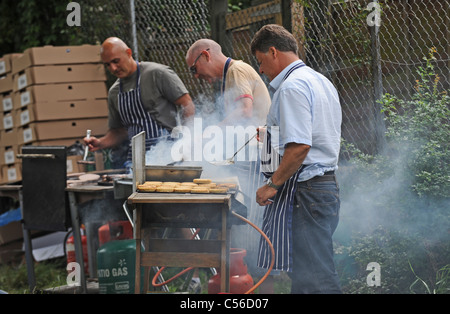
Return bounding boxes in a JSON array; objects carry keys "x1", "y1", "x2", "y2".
[{"x1": 108, "y1": 61, "x2": 189, "y2": 131}]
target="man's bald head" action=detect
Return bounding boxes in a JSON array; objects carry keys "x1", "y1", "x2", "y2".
[
  {"x1": 186, "y1": 39, "x2": 228, "y2": 83},
  {"x1": 186, "y1": 39, "x2": 223, "y2": 61},
  {"x1": 101, "y1": 37, "x2": 136, "y2": 78},
  {"x1": 101, "y1": 37, "x2": 129, "y2": 55}
]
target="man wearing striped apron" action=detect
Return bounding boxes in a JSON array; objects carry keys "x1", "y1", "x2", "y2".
[
  {"x1": 251, "y1": 25, "x2": 342, "y2": 293},
  {"x1": 85, "y1": 37, "x2": 195, "y2": 165},
  {"x1": 186, "y1": 39, "x2": 274, "y2": 291}
]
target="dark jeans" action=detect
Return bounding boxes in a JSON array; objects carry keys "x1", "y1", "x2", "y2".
[{"x1": 289, "y1": 176, "x2": 342, "y2": 294}]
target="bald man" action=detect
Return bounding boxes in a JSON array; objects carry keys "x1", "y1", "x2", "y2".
[
  {"x1": 85, "y1": 37, "x2": 195, "y2": 161},
  {"x1": 186, "y1": 39, "x2": 270, "y2": 127},
  {"x1": 187, "y1": 39, "x2": 275, "y2": 292}
]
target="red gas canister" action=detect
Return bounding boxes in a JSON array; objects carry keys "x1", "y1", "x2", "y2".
[
  {"x1": 98, "y1": 220, "x2": 133, "y2": 247},
  {"x1": 208, "y1": 248, "x2": 254, "y2": 294},
  {"x1": 66, "y1": 233, "x2": 89, "y2": 274}
]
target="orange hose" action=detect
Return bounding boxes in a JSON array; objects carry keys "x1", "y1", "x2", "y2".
[
  {"x1": 152, "y1": 265, "x2": 194, "y2": 287},
  {"x1": 230, "y1": 211, "x2": 275, "y2": 294},
  {"x1": 151, "y1": 213, "x2": 275, "y2": 294},
  {"x1": 151, "y1": 228, "x2": 200, "y2": 287}
]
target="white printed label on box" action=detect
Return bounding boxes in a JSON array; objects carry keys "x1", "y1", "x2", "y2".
[
  {"x1": 0, "y1": 61, "x2": 5, "y2": 75},
  {"x1": 23, "y1": 128, "x2": 33, "y2": 143},
  {"x1": 20, "y1": 91, "x2": 31, "y2": 107},
  {"x1": 4, "y1": 151, "x2": 15, "y2": 164},
  {"x1": 67, "y1": 160, "x2": 74, "y2": 173},
  {"x1": 20, "y1": 110, "x2": 30, "y2": 125},
  {"x1": 7, "y1": 168, "x2": 17, "y2": 181},
  {"x1": 3, "y1": 115, "x2": 13, "y2": 129},
  {"x1": 17, "y1": 74, "x2": 27, "y2": 90},
  {"x1": 2, "y1": 97, "x2": 13, "y2": 111}
]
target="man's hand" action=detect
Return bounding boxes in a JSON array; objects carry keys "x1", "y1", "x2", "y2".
[
  {"x1": 84, "y1": 136, "x2": 102, "y2": 152},
  {"x1": 256, "y1": 184, "x2": 277, "y2": 206}
]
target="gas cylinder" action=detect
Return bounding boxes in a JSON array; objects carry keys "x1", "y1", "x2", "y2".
[
  {"x1": 97, "y1": 239, "x2": 143, "y2": 294},
  {"x1": 66, "y1": 233, "x2": 89, "y2": 274},
  {"x1": 208, "y1": 248, "x2": 254, "y2": 294},
  {"x1": 98, "y1": 220, "x2": 133, "y2": 247}
]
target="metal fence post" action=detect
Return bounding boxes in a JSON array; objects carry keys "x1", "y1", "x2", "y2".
[
  {"x1": 369, "y1": 0, "x2": 386, "y2": 152},
  {"x1": 129, "y1": 0, "x2": 139, "y2": 60}
]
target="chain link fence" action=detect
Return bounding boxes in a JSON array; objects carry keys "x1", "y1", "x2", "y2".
[{"x1": 78, "y1": 0, "x2": 449, "y2": 155}]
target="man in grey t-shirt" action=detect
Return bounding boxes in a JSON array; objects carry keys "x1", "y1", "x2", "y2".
[{"x1": 85, "y1": 37, "x2": 195, "y2": 161}]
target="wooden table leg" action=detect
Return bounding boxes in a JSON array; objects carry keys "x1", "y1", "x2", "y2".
[
  {"x1": 68, "y1": 191, "x2": 87, "y2": 294},
  {"x1": 220, "y1": 202, "x2": 230, "y2": 293},
  {"x1": 134, "y1": 205, "x2": 142, "y2": 294}
]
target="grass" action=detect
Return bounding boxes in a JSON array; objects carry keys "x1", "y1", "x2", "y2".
[
  {"x1": 0, "y1": 257, "x2": 68, "y2": 294},
  {"x1": 0, "y1": 257, "x2": 291, "y2": 294}
]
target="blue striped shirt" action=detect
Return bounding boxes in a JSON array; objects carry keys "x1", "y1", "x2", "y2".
[{"x1": 267, "y1": 60, "x2": 342, "y2": 181}]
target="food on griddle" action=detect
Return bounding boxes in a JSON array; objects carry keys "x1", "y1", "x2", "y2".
[
  {"x1": 218, "y1": 183, "x2": 237, "y2": 190},
  {"x1": 144, "y1": 181, "x2": 163, "y2": 186},
  {"x1": 198, "y1": 182, "x2": 217, "y2": 188},
  {"x1": 136, "y1": 179, "x2": 235, "y2": 194},
  {"x1": 156, "y1": 186, "x2": 174, "y2": 192},
  {"x1": 209, "y1": 187, "x2": 228, "y2": 194},
  {"x1": 161, "y1": 182, "x2": 180, "y2": 186},
  {"x1": 190, "y1": 187, "x2": 210, "y2": 193},
  {"x1": 174, "y1": 186, "x2": 193, "y2": 193},
  {"x1": 180, "y1": 182, "x2": 198, "y2": 186},
  {"x1": 137, "y1": 184, "x2": 157, "y2": 192},
  {"x1": 193, "y1": 178, "x2": 212, "y2": 184}
]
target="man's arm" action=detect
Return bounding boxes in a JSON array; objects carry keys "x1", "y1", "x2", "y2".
[
  {"x1": 174, "y1": 93, "x2": 195, "y2": 122},
  {"x1": 256, "y1": 142, "x2": 310, "y2": 206},
  {"x1": 84, "y1": 127, "x2": 128, "y2": 152},
  {"x1": 219, "y1": 97, "x2": 253, "y2": 126}
]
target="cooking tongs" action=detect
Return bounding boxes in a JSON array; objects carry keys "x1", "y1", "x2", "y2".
[
  {"x1": 78, "y1": 129, "x2": 95, "y2": 165},
  {"x1": 209, "y1": 131, "x2": 258, "y2": 166}
]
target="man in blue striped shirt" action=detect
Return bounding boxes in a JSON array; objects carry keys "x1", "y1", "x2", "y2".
[{"x1": 252, "y1": 24, "x2": 342, "y2": 294}]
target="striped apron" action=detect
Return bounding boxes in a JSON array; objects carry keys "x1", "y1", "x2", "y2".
[
  {"x1": 118, "y1": 61, "x2": 169, "y2": 160},
  {"x1": 257, "y1": 62, "x2": 305, "y2": 272}
]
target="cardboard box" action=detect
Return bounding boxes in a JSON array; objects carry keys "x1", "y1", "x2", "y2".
[
  {"x1": 0, "y1": 53, "x2": 22, "y2": 75},
  {"x1": 13, "y1": 64, "x2": 107, "y2": 91},
  {"x1": 1, "y1": 163, "x2": 21, "y2": 183},
  {"x1": 0, "y1": 145, "x2": 18, "y2": 166},
  {"x1": 0, "y1": 75, "x2": 13, "y2": 93},
  {"x1": 0, "y1": 221, "x2": 23, "y2": 246},
  {"x1": 0, "y1": 240, "x2": 24, "y2": 264},
  {"x1": 18, "y1": 118, "x2": 108, "y2": 144},
  {"x1": 12, "y1": 45, "x2": 101, "y2": 74},
  {"x1": 1, "y1": 111, "x2": 15, "y2": 130},
  {"x1": 1, "y1": 92, "x2": 14, "y2": 112},
  {"x1": 21, "y1": 137, "x2": 83, "y2": 148},
  {"x1": 67, "y1": 155, "x2": 83, "y2": 174},
  {"x1": 14, "y1": 99, "x2": 108, "y2": 126},
  {"x1": 0, "y1": 128, "x2": 17, "y2": 147},
  {"x1": 13, "y1": 82, "x2": 108, "y2": 109}
]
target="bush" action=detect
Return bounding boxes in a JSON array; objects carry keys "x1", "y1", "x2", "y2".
[{"x1": 338, "y1": 48, "x2": 450, "y2": 294}]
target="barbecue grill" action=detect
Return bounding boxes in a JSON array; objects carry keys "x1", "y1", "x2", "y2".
[{"x1": 126, "y1": 132, "x2": 248, "y2": 293}]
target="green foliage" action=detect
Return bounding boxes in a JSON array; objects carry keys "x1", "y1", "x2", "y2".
[
  {"x1": 409, "y1": 263, "x2": 450, "y2": 294},
  {"x1": 338, "y1": 48, "x2": 450, "y2": 294},
  {"x1": 380, "y1": 48, "x2": 449, "y2": 198},
  {"x1": 0, "y1": 258, "x2": 67, "y2": 294},
  {"x1": 228, "y1": 0, "x2": 252, "y2": 12},
  {"x1": 0, "y1": 1, "x2": 82, "y2": 55}
]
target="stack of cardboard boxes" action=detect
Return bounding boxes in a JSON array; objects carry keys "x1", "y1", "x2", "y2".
[
  {"x1": 0, "y1": 53, "x2": 22, "y2": 184},
  {"x1": 0, "y1": 45, "x2": 110, "y2": 184}
]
